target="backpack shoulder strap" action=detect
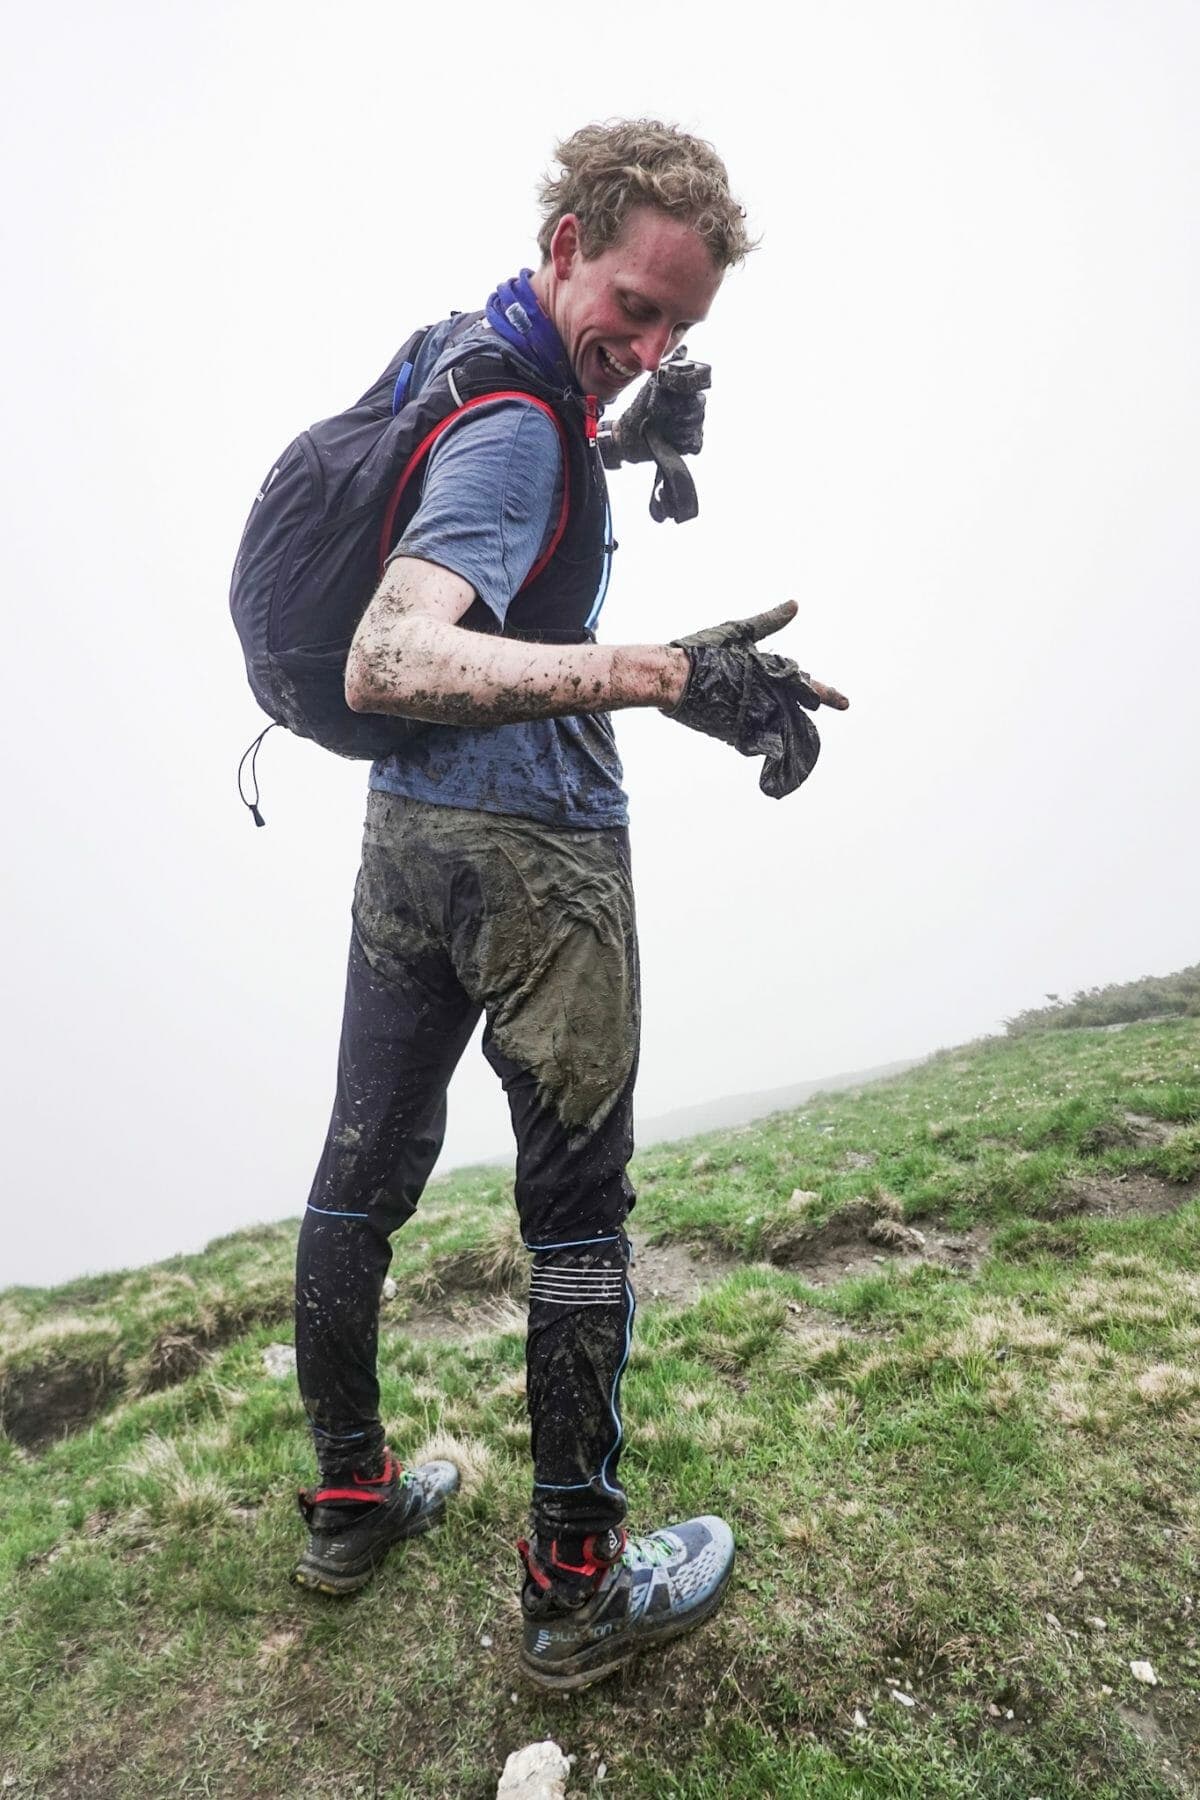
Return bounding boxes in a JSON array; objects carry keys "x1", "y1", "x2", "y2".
[{"x1": 376, "y1": 385, "x2": 571, "y2": 578}]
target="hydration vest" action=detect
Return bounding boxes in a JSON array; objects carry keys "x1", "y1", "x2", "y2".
[{"x1": 229, "y1": 314, "x2": 610, "y2": 762}]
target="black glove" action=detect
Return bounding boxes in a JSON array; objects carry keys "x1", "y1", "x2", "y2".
[
  {"x1": 666, "y1": 602, "x2": 830, "y2": 799},
  {"x1": 599, "y1": 371, "x2": 705, "y2": 469}
]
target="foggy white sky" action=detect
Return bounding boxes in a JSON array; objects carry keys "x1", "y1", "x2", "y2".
[{"x1": 3, "y1": 1, "x2": 1197, "y2": 1288}]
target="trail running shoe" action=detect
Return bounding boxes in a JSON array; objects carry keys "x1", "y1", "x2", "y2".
[
  {"x1": 518, "y1": 1516, "x2": 735, "y2": 1691},
  {"x1": 294, "y1": 1449, "x2": 459, "y2": 1595}
]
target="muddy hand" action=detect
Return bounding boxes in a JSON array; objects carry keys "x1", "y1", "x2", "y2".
[{"x1": 668, "y1": 601, "x2": 826, "y2": 798}]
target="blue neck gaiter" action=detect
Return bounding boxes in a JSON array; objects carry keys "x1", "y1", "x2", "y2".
[{"x1": 485, "y1": 269, "x2": 582, "y2": 398}]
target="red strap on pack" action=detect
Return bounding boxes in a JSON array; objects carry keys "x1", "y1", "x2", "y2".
[{"x1": 377, "y1": 392, "x2": 572, "y2": 587}]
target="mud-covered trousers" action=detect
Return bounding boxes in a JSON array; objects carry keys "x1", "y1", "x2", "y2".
[{"x1": 295, "y1": 791, "x2": 639, "y2": 1547}]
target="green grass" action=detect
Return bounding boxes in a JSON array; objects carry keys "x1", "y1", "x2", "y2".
[{"x1": 2, "y1": 1017, "x2": 1199, "y2": 1796}]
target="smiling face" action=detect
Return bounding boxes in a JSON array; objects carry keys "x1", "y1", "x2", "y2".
[{"x1": 537, "y1": 204, "x2": 725, "y2": 402}]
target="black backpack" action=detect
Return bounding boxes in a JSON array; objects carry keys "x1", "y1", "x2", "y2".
[{"x1": 229, "y1": 316, "x2": 577, "y2": 772}]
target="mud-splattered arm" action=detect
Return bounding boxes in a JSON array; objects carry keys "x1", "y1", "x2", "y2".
[{"x1": 345, "y1": 555, "x2": 689, "y2": 726}]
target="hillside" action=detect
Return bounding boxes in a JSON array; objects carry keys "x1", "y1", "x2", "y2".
[{"x1": 2, "y1": 1015, "x2": 1199, "y2": 1797}]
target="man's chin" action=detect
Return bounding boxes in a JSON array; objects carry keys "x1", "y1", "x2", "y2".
[{"x1": 582, "y1": 349, "x2": 636, "y2": 402}]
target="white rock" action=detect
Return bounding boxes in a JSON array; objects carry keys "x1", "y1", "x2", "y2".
[
  {"x1": 260, "y1": 1343, "x2": 296, "y2": 1379},
  {"x1": 382, "y1": 1277, "x2": 398, "y2": 1301},
  {"x1": 1086, "y1": 1617, "x2": 1107, "y2": 1631},
  {"x1": 1130, "y1": 1660, "x2": 1158, "y2": 1686},
  {"x1": 852, "y1": 1709, "x2": 868, "y2": 1729},
  {"x1": 890, "y1": 1690, "x2": 915, "y2": 1707},
  {"x1": 496, "y1": 1739, "x2": 571, "y2": 1799}
]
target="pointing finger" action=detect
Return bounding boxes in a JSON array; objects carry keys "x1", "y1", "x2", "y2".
[
  {"x1": 799, "y1": 674, "x2": 850, "y2": 711},
  {"x1": 734, "y1": 599, "x2": 798, "y2": 644}
]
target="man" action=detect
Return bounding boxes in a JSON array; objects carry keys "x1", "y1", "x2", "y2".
[{"x1": 293, "y1": 119, "x2": 848, "y2": 1692}]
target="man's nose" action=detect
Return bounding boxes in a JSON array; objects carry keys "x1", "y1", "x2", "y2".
[{"x1": 631, "y1": 325, "x2": 675, "y2": 374}]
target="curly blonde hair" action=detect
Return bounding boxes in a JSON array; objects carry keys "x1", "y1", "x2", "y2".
[{"x1": 536, "y1": 119, "x2": 753, "y2": 270}]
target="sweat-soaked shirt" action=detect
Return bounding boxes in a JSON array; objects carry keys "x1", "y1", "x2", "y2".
[{"x1": 369, "y1": 314, "x2": 628, "y2": 831}]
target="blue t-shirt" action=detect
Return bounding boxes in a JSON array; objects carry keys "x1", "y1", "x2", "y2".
[{"x1": 369, "y1": 318, "x2": 628, "y2": 831}]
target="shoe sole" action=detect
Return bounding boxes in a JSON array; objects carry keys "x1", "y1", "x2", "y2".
[
  {"x1": 292, "y1": 1495, "x2": 447, "y2": 1596},
  {"x1": 519, "y1": 1560, "x2": 734, "y2": 1692}
]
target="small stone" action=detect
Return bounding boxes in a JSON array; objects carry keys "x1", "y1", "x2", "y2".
[
  {"x1": 692, "y1": 1154, "x2": 712, "y2": 1173},
  {"x1": 597, "y1": 1762, "x2": 607, "y2": 1780},
  {"x1": 1071, "y1": 1569, "x2": 1085, "y2": 1586},
  {"x1": 987, "y1": 1703, "x2": 1002, "y2": 1718},
  {"x1": 890, "y1": 1690, "x2": 915, "y2": 1707},
  {"x1": 480, "y1": 1634, "x2": 493, "y2": 1648},
  {"x1": 1101, "y1": 1684, "x2": 1113, "y2": 1695},
  {"x1": 496, "y1": 1739, "x2": 571, "y2": 1799},
  {"x1": 1045, "y1": 1613, "x2": 1062, "y2": 1630},
  {"x1": 261, "y1": 1343, "x2": 296, "y2": 1379},
  {"x1": 1005, "y1": 1709, "x2": 1014, "y2": 1720},
  {"x1": 1130, "y1": 1660, "x2": 1158, "y2": 1686},
  {"x1": 853, "y1": 1709, "x2": 868, "y2": 1729},
  {"x1": 382, "y1": 1277, "x2": 398, "y2": 1301},
  {"x1": 1086, "y1": 1617, "x2": 1107, "y2": 1631}
]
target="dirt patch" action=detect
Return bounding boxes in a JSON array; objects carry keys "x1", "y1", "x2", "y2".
[
  {"x1": 137, "y1": 1330, "x2": 210, "y2": 1392},
  {"x1": 134, "y1": 1294, "x2": 292, "y2": 1395},
  {"x1": 923, "y1": 1228, "x2": 992, "y2": 1276},
  {"x1": 0, "y1": 1355, "x2": 123, "y2": 1452},
  {"x1": 1121, "y1": 1111, "x2": 1178, "y2": 1146},
  {"x1": 1, "y1": 1294, "x2": 291, "y2": 1454},
  {"x1": 1114, "y1": 1702, "x2": 1197, "y2": 1796},
  {"x1": 392, "y1": 1292, "x2": 527, "y2": 1346},
  {"x1": 1042, "y1": 1172, "x2": 1197, "y2": 1221},
  {"x1": 764, "y1": 1196, "x2": 937, "y2": 1285},
  {"x1": 631, "y1": 1237, "x2": 740, "y2": 1305}
]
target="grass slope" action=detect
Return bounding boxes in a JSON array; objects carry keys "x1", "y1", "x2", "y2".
[{"x1": 2, "y1": 1018, "x2": 1199, "y2": 1798}]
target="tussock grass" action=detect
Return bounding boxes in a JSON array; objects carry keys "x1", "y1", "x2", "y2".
[{"x1": 1004, "y1": 962, "x2": 1200, "y2": 1035}]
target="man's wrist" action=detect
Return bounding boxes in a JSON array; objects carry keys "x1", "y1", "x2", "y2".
[{"x1": 609, "y1": 643, "x2": 689, "y2": 710}]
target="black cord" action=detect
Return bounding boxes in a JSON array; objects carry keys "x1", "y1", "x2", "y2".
[{"x1": 237, "y1": 723, "x2": 276, "y2": 827}]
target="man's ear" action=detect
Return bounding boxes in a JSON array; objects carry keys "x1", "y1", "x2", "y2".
[{"x1": 548, "y1": 214, "x2": 581, "y2": 282}]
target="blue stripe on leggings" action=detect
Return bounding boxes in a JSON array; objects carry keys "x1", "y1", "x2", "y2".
[{"x1": 523, "y1": 1231, "x2": 621, "y2": 1252}]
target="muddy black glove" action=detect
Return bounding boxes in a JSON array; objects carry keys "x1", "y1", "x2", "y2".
[
  {"x1": 598, "y1": 374, "x2": 705, "y2": 470},
  {"x1": 666, "y1": 602, "x2": 829, "y2": 799}
]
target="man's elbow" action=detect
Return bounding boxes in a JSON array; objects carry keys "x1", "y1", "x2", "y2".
[
  {"x1": 345, "y1": 634, "x2": 433, "y2": 719},
  {"x1": 344, "y1": 643, "x2": 381, "y2": 714}
]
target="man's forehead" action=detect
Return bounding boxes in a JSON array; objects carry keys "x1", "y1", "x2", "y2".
[{"x1": 603, "y1": 209, "x2": 723, "y2": 308}]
